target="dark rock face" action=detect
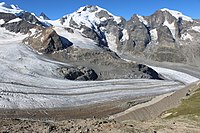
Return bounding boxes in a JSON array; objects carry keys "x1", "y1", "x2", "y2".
[
  {"x1": 0, "y1": 12, "x2": 46, "y2": 34},
  {"x1": 137, "y1": 64, "x2": 163, "y2": 79},
  {"x1": 121, "y1": 15, "x2": 151, "y2": 53},
  {"x1": 69, "y1": 18, "x2": 80, "y2": 29},
  {"x1": 95, "y1": 10, "x2": 112, "y2": 19},
  {"x1": 81, "y1": 25, "x2": 107, "y2": 47},
  {"x1": 156, "y1": 26, "x2": 175, "y2": 43},
  {"x1": 64, "y1": 27, "x2": 74, "y2": 33},
  {"x1": 39, "y1": 12, "x2": 50, "y2": 20},
  {"x1": 23, "y1": 27, "x2": 72, "y2": 54},
  {"x1": 49, "y1": 47, "x2": 163, "y2": 80},
  {"x1": 0, "y1": 12, "x2": 17, "y2": 22},
  {"x1": 0, "y1": 12, "x2": 35, "y2": 34},
  {"x1": 147, "y1": 10, "x2": 176, "y2": 28},
  {"x1": 2, "y1": 20, "x2": 36, "y2": 34},
  {"x1": 17, "y1": 12, "x2": 46, "y2": 26},
  {"x1": 57, "y1": 66, "x2": 98, "y2": 81}
]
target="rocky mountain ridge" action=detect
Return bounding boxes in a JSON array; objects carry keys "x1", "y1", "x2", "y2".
[
  {"x1": 0, "y1": 2, "x2": 165, "y2": 81},
  {"x1": 0, "y1": 2, "x2": 200, "y2": 68}
]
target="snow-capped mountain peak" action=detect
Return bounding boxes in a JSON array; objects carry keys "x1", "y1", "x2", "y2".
[
  {"x1": 160, "y1": 8, "x2": 193, "y2": 22},
  {"x1": 59, "y1": 5, "x2": 123, "y2": 28},
  {"x1": 77, "y1": 5, "x2": 100, "y2": 13},
  {"x1": 0, "y1": 2, "x2": 23, "y2": 14}
]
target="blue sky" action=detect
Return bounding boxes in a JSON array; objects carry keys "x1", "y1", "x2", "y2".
[{"x1": 1, "y1": 0, "x2": 200, "y2": 20}]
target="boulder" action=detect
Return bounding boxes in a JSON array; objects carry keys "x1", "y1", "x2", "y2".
[{"x1": 57, "y1": 66, "x2": 98, "y2": 81}]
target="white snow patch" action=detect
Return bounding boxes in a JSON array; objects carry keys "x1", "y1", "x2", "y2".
[
  {"x1": 105, "y1": 32, "x2": 118, "y2": 52},
  {"x1": 10, "y1": 4, "x2": 19, "y2": 10},
  {"x1": 150, "y1": 29, "x2": 158, "y2": 41},
  {"x1": 113, "y1": 16, "x2": 122, "y2": 24},
  {"x1": 0, "y1": 19, "x2": 5, "y2": 25},
  {"x1": 0, "y1": 2, "x2": 23, "y2": 14},
  {"x1": 100, "y1": 17, "x2": 107, "y2": 22},
  {"x1": 137, "y1": 15, "x2": 148, "y2": 25},
  {"x1": 54, "y1": 27, "x2": 100, "y2": 50},
  {"x1": 163, "y1": 20, "x2": 176, "y2": 38},
  {"x1": 121, "y1": 29, "x2": 129, "y2": 42},
  {"x1": 29, "y1": 28, "x2": 37, "y2": 36},
  {"x1": 150, "y1": 66, "x2": 199, "y2": 84},
  {"x1": 7, "y1": 18, "x2": 22, "y2": 24},
  {"x1": 181, "y1": 33, "x2": 193, "y2": 41},
  {"x1": 161, "y1": 8, "x2": 193, "y2": 22},
  {"x1": 192, "y1": 26, "x2": 200, "y2": 33},
  {"x1": 41, "y1": 36, "x2": 45, "y2": 42},
  {"x1": 45, "y1": 20, "x2": 62, "y2": 27}
]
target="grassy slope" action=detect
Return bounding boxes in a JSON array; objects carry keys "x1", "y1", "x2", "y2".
[{"x1": 166, "y1": 87, "x2": 200, "y2": 119}]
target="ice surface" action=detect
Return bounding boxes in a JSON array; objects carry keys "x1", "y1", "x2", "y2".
[
  {"x1": 150, "y1": 66, "x2": 199, "y2": 84},
  {"x1": 0, "y1": 24, "x2": 198, "y2": 109}
]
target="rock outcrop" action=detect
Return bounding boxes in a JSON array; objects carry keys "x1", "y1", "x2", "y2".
[
  {"x1": 23, "y1": 27, "x2": 72, "y2": 54},
  {"x1": 57, "y1": 66, "x2": 98, "y2": 81}
]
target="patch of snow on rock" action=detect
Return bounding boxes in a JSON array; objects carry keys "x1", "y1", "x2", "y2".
[
  {"x1": 121, "y1": 29, "x2": 129, "y2": 42},
  {"x1": 163, "y1": 20, "x2": 176, "y2": 38},
  {"x1": 181, "y1": 33, "x2": 193, "y2": 41},
  {"x1": 105, "y1": 32, "x2": 118, "y2": 52},
  {"x1": 0, "y1": 19, "x2": 5, "y2": 25},
  {"x1": 150, "y1": 28, "x2": 158, "y2": 41},
  {"x1": 192, "y1": 26, "x2": 200, "y2": 33},
  {"x1": 54, "y1": 27, "x2": 101, "y2": 50},
  {"x1": 161, "y1": 8, "x2": 193, "y2": 22},
  {"x1": 113, "y1": 16, "x2": 122, "y2": 24},
  {"x1": 7, "y1": 18, "x2": 22, "y2": 24},
  {"x1": 137, "y1": 15, "x2": 148, "y2": 25}
]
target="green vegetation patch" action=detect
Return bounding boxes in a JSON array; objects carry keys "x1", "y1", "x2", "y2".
[{"x1": 165, "y1": 87, "x2": 200, "y2": 119}]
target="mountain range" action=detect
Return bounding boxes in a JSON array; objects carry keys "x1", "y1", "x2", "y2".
[{"x1": 1, "y1": 2, "x2": 200, "y2": 67}]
